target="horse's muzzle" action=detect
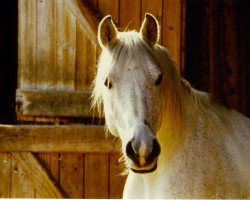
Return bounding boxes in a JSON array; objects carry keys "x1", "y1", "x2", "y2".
[{"x1": 126, "y1": 138, "x2": 161, "y2": 173}]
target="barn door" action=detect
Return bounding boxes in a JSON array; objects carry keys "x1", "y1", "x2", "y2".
[{"x1": 17, "y1": 0, "x2": 100, "y2": 124}]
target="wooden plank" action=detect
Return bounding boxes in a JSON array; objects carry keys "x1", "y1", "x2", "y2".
[
  {"x1": 119, "y1": 0, "x2": 141, "y2": 31},
  {"x1": 16, "y1": 89, "x2": 95, "y2": 117},
  {"x1": 55, "y1": 0, "x2": 65, "y2": 91},
  {"x1": 36, "y1": 0, "x2": 55, "y2": 90},
  {"x1": 10, "y1": 155, "x2": 34, "y2": 198},
  {"x1": 65, "y1": 0, "x2": 102, "y2": 44},
  {"x1": 36, "y1": 153, "x2": 59, "y2": 183},
  {"x1": 59, "y1": 153, "x2": 84, "y2": 198},
  {"x1": 76, "y1": 22, "x2": 88, "y2": 90},
  {"x1": 18, "y1": 0, "x2": 37, "y2": 90},
  {"x1": 18, "y1": 0, "x2": 28, "y2": 89},
  {"x1": 162, "y1": 0, "x2": 181, "y2": 68},
  {"x1": 11, "y1": 152, "x2": 65, "y2": 198},
  {"x1": 0, "y1": 125, "x2": 120, "y2": 152},
  {"x1": 98, "y1": 0, "x2": 119, "y2": 25},
  {"x1": 86, "y1": 37, "x2": 97, "y2": 88},
  {"x1": 62, "y1": 6, "x2": 76, "y2": 90},
  {"x1": 109, "y1": 153, "x2": 127, "y2": 198},
  {"x1": 0, "y1": 153, "x2": 11, "y2": 197},
  {"x1": 84, "y1": 153, "x2": 109, "y2": 198}
]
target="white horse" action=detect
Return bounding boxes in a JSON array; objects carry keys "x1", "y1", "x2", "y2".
[{"x1": 92, "y1": 13, "x2": 250, "y2": 198}]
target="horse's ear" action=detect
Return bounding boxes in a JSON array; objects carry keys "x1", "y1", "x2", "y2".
[
  {"x1": 98, "y1": 15, "x2": 118, "y2": 49},
  {"x1": 140, "y1": 13, "x2": 160, "y2": 46}
]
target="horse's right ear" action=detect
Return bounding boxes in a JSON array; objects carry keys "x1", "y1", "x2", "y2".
[
  {"x1": 98, "y1": 15, "x2": 118, "y2": 49},
  {"x1": 140, "y1": 13, "x2": 160, "y2": 46}
]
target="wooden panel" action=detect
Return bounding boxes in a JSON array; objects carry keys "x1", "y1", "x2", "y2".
[
  {"x1": 36, "y1": 0, "x2": 55, "y2": 90},
  {"x1": 84, "y1": 153, "x2": 109, "y2": 198},
  {"x1": 54, "y1": 0, "x2": 65, "y2": 91},
  {"x1": 11, "y1": 152, "x2": 64, "y2": 198},
  {"x1": 65, "y1": 0, "x2": 101, "y2": 43},
  {"x1": 62, "y1": 6, "x2": 76, "y2": 90},
  {"x1": 36, "y1": 153, "x2": 60, "y2": 183},
  {"x1": 18, "y1": 0, "x2": 37, "y2": 89},
  {"x1": 120, "y1": 0, "x2": 141, "y2": 31},
  {"x1": 98, "y1": 0, "x2": 119, "y2": 25},
  {"x1": 10, "y1": 155, "x2": 34, "y2": 198},
  {"x1": 16, "y1": 90, "x2": 94, "y2": 117},
  {"x1": 18, "y1": 0, "x2": 28, "y2": 89},
  {"x1": 76, "y1": 22, "x2": 88, "y2": 90},
  {"x1": 141, "y1": 0, "x2": 162, "y2": 26},
  {"x1": 0, "y1": 125, "x2": 120, "y2": 152},
  {"x1": 162, "y1": 0, "x2": 182, "y2": 68},
  {"x1": 109, "y1": 153, "x2": 127, "y2": 198},
  {"x1": 0, "y1": 153, "x2": 11, "y2": 197},
  {"x1": 60, "y1": 153, "x2": 84, "y2": 198}
]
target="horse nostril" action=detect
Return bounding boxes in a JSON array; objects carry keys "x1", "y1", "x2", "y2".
[
  {"x1": 126, "y1": 141, "x2": 136, "y2": 159},
  {"x1": 152, "y1": 139, "x2": 161, "y2": 157}
]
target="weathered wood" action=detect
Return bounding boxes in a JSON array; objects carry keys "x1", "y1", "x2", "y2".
[
  {"x1": 10, "y1": 155, "x2": 34, "y2": 198},
  {"x1": 65, "y1": 0, "x2": 101, "y2": 44},
  {"x1": 55, "y1": 0, "x2": 65, "y2": 91},
  {"x1": 0, "y1": 153, "x2": 11, "y2": 197},
  {"x1": 11, "y1": 152, "x2": 65, "y2": 198},
  {"x1": 63, "y1": 6, "x2": 76, "y2": 90},
  {"x1": 60, "y1": 153, "x2": 84, "y2": 198},
  {"x1": 36, "y1": 0, "x2": 55, "y2": 90},
  {"x1": 84, "y1": 153, "x2": 109, "y2": 198},
  {"x1": 18, "y1": 0, "x2": 28, "y2": 89},
  {"x1": 0, "y1": 125, "x2": 120, "y2": 152},
  {"x1": 16, "y1": 89, "x2": 95, "y2": 117},
  {"x1": 76, "y1": 22, "x2": 88, "y2": 90},
  {"x1": 36, "y1": 153, "x2": 60, "y2": 183}
]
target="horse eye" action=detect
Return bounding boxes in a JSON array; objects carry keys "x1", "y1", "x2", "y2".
[
  {"x1": 104, "y1": 78, "x2": 112, "y2": 89},
  {"x1": 155, "y1": 73, "x2": 163, "y2": 86}
]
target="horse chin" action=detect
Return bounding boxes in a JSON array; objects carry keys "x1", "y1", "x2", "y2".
[{"x1": 131, "y1": 162, "x2": 157, "y2": 174}]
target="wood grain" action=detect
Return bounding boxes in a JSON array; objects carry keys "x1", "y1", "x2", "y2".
[
  {"x1": 60, "y1": 153, "x2": 84, "y2": 198},
  {"x1": 0, "y1": 125, "x2": 120, "y2": 152},
  {"x1": 16, "y1": 89, "x2": 95, "y2": 117},
  {"x1": 84, "y1": 153, "x2": 109, "y2": 198},
  {"x1": 36, "y1": 0, "x2": 55, "y2": 90},
  {"x1": 11, "y1": 152, "x2": 64, "y2": 198},
  {"x1": 0, "y1": 153, "x2": 11, "y2": 197}
]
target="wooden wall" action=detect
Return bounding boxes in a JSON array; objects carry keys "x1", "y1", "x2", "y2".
[{"x1": 185, "y1": 0, "x2": 250, "y2": 117}]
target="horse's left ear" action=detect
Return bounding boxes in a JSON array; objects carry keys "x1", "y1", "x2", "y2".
[
  {"x1": 98, "y1": 15, "x2": 118, "y2": 49},
  {"x1": 140, "y1": 13, "x2": 160, "y2": 46}
]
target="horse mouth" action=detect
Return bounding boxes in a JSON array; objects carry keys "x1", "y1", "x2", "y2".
[{"x1": 131, "y1": 162, "x2": 157, "y2": 174}]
